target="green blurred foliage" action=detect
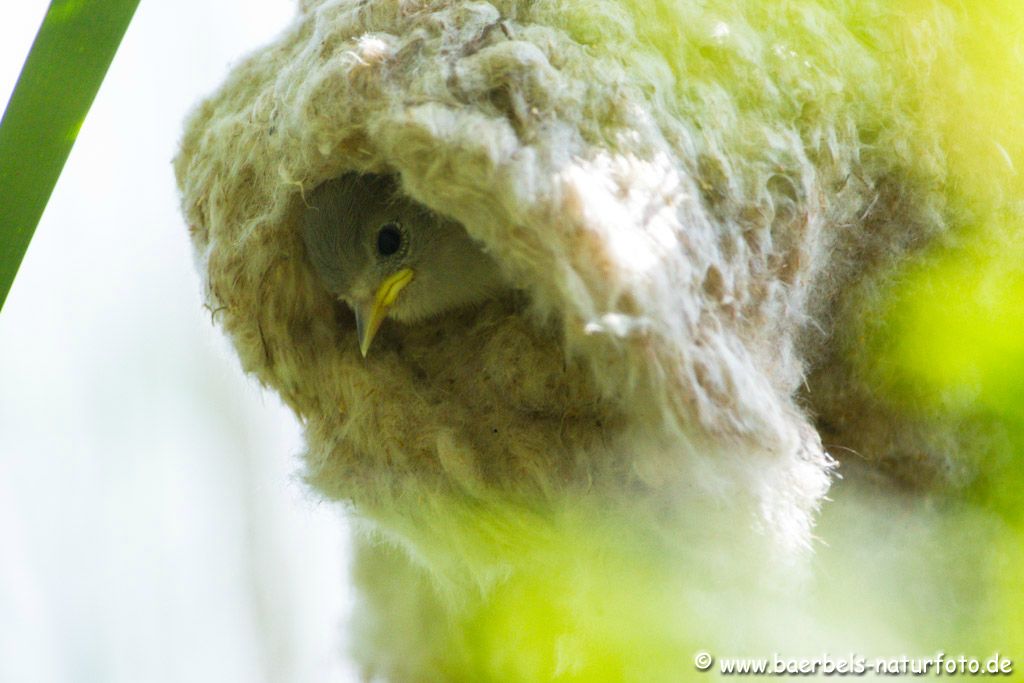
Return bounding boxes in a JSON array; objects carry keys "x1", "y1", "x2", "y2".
[{"x1": 864, "y1": 211, "x2": 1024, "y2": 658}]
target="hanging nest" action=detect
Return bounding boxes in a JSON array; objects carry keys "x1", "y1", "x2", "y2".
[{"x1": 175, "y1": 0, "x2": 1023, "y2": 673}]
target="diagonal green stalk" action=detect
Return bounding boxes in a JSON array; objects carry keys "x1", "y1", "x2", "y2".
[{"x1": 0, "y1": 0, "x2": 140, "y2": 312}]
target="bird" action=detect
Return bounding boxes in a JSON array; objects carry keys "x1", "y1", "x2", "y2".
[{"x1": 301, "y1": 173, "x2": 508, "y2": 356}]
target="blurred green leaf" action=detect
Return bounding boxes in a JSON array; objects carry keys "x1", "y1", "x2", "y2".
[{"x1": 0, "y1": 0, "x2": 140, "y2": 312}]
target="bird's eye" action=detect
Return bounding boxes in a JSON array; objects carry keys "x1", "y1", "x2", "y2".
[{"x1": 376, "y1": 222, "x2": 403, "y2": 257}]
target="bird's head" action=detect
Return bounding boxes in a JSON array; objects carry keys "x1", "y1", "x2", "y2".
[{"x1": 302, "y1": 174, "x2": 506, "y2": 356}]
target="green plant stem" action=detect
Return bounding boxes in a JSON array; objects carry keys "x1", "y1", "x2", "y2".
[{"x1": 0, "y1": 0, "x2": 141, "y2": 312}]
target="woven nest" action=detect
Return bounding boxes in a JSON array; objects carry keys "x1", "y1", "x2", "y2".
[{"x1": 175, "y1": 0, "x2": 1022, "y2": 595}]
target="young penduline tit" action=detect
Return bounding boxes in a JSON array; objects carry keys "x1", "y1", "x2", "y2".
[{"x1": 302, "y1": 174, "x2": 507, "y2": 356}]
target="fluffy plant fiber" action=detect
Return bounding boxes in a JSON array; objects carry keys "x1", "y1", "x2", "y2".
[{"x1": 175, "y1": 0, "x2": 1023, "y2": 677}]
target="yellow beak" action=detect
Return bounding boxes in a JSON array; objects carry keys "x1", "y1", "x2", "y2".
[{"x1": 354, "y1": 268, "x2": 414, "y2": 357}]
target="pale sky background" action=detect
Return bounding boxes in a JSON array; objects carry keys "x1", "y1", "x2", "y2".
[{"x1": 0, "y1": 3, "x2": 358, "y2": 681}]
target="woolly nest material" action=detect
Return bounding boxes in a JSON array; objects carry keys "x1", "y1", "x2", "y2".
[{"x1": 175, "y1": 0, "x2": 1020, "y2": 582}]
